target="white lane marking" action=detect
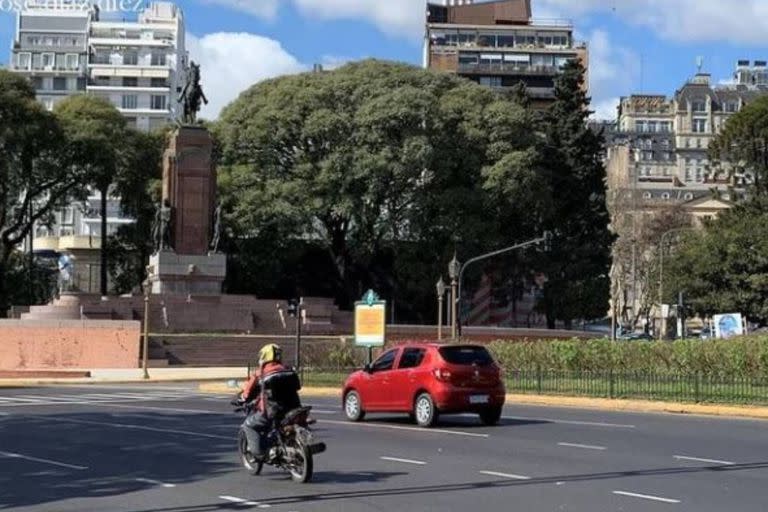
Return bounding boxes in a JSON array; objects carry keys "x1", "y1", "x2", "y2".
[
  {"x1": 558, "y1": 442, "x2": 606, "y2": 451},
  {"x1": 0, "y1": 397, "x2": 44, "y2": 403},
  {"x1": 48, "y1": 417, "x2": 231, "y2": 440},
  {"x1": 380, "y1": 456, "x2": 427, "y2": 465},
  {"x1": 135, "y1": 477, "x2": 176, "y2": 488},
  {"x1": 613, "y1": 491, "x2": 681, "y2": 504},
  {"x1": 321, "y1": 419, "x2": 489, "y2": 438},
  {"x1": 673, "y1": 455, "x2": 734, "y2": 465},
  {"x1": 219, "y1": 495, "x2": 267, "y2": 507},
  {"x1": 310, "y1": 409, "x2": 337, "y2": 415},
  {"x1": 84, "y1": 402, "x2": 220, "y2": 414},
  {"x1": 0, "y1": 451, "x2": 88, "y2": 470},
  {"x1": 0, "y1": 412, "x2": 9, "y2": 416},
  {"x1": 479, "y1": 470, "x2": 531, "y2": 480},
  {"x1": 502, "y1": 415, "x2": 635, "y2": 429}
]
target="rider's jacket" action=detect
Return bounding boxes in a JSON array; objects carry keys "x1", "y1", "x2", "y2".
[{"x1": 241, "y1": 362, "x2": 302, "y2": 417}]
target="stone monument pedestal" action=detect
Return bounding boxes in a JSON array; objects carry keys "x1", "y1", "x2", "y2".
[{"x1": 149, "y1": 251, "x2": 226, "y2": 295}]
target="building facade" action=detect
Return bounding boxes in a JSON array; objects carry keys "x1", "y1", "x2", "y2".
[
  {"x1": 9, "y1": 1, "x2": 188, "y2": 294},
  {"x1": 424, "y1": 0, "x2": 588, "y2": 106},
  {"x1": 604, "y1": 62, "x2": 768, "y2": 331}
]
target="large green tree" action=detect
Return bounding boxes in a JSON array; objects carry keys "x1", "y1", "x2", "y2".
[
  {"x1": 538, "y1": 60, "x2": 613, "y2": 328},
  {"x1": 54, "y1": 96, "x2": 129, "y2": 296},
  {"x1": 709, "y1": 95, "x2": 768, "y2": 196},
  {"x1": 665, "y1": 199, "x2": 768, "y2": 323},
  {"x1": 215, "y1": 60, "x2": 544, "y2": 316},
  {"x1": 0, "y1": 71, "x2": 76, "y2": 316}
]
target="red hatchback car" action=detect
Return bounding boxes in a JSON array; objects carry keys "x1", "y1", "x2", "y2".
[{"x1": 342, "y1": 343, "x2": 506, "y2": 427}]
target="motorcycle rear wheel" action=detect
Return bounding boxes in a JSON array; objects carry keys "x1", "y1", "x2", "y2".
[
  {"x1": 288, "y1": 442, "x2": 314, "y2": 483},
  {"x1": 238, "y1": 428, "x2": 263, "y2": 476}
]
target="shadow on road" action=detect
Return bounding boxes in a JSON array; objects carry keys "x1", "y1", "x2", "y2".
[
  {"x1": 0, "y1": 410, "x2": 238, "y2": 510},
  {"x1": 365, "y1": 415, "x2": 550, "y2": 428},
  {"x1": 115, "y1": 460, "x2": 768, "y2": 512}
]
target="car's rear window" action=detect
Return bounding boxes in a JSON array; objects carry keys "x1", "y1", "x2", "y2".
[{"x1": 438, "y1": 346, "x2": 493, "y2": 366}]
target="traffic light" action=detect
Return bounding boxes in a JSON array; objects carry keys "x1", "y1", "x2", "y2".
[{"x1": 287, "y1": 299, "x2": 299, "y2": 318}]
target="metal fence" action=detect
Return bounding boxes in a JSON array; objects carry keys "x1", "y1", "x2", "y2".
[
  {"x1": 504, "y1": 369, "x2": 768, "y2": 405},
  {"x1": 296, "y1": 367, "x2": 768, "y2": 405}
]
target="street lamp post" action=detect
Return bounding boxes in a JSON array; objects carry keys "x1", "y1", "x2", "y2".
[
  {"x1": 436, "y1": 277, "x2": 446, "y2": 340},
  {"x1": 448, "y1": 256, "x2": 460, "y2": 339},
  {"x1": 142, "y1": 274, "x2": 151, "y2": 380},
  {"x1": 657, "y1": 227, "x2": 695, "y2": 339},
  {"x1": 455, "y1": 232, "x2": 553, "y2": 335}
]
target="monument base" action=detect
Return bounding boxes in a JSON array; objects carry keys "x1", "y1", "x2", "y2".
[{"x1": 149, "y1": 251, "x2": 226, "y2": 295}]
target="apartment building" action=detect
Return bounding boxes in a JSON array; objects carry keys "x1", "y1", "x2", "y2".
[
  {"x1": 9, "y1": 1, "x2": 188, "y2": 294},
  {"x1": 87, "y1": 1, "x2": 186, "y2": 131},
  {"x1": 424, "y1": 0, "x2": 588, "y2": 106},
  {"x1": 606, "y1": 64, "x2": 767, "y2": 218}
]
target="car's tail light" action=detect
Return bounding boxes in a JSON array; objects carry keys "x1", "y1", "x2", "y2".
[{"x1": 433, "y1": 368, "x2": 452, "y2": 381}]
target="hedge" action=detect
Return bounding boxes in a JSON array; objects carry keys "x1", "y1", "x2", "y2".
[{"x1": 487, "y1": 336, "x2": 768, "y2": 379}]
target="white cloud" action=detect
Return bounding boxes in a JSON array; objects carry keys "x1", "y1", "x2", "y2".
[
  {"x1": 579, "y1": 29, "x2": 640, "y2": 120},
  {"x1": 186, "y1": 32, "x2": 305, "y2": 119},
  {"x1": 319, "y1": 55, "x2": 355, "y2": 70},
  {"x1": 536, "y1": 0, "x2": 768, "y2": 44},
  {"x1": 197, "y1": 0, "x2": 280, "y2": 20},
  {"x1": 292, "y1": 0, "x2": 424, "y2": 40}
]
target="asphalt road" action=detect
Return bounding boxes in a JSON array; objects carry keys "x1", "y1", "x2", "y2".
[{"x1": 1, "y1": 384, "x2": 767, "y2": 511}]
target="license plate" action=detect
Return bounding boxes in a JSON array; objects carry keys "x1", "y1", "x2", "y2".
[{"x1": 469, "y1": 394, "x2": 489, "y2": 404}]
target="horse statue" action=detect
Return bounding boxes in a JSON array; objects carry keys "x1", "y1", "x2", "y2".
[{"x1": 178, "y1": 61, "x2": 208, "y2": 124}]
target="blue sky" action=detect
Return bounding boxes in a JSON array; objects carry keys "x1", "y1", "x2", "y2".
[{"x1": 2, "y1": 0, "x2": 767, "y2": 119}]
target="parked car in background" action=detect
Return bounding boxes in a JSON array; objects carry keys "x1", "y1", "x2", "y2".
[
  {"x1": 617, "y1": 332, "x2": 654, "y2": 341},
  {"x1": 342, "y1": 343, "x2": 506, "y2": 428}
]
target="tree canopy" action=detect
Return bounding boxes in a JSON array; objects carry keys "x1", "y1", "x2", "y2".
[{"x1": 215, "y1": 60, "x2": 549, "y2": 316}]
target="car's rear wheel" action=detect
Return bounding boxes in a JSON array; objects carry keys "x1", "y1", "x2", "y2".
[
  {"x1": 414, "y1": 393, "x2": 438, "y2": 427},
  {"x1": 344, "y1": 390, "x2": 365, "y2": 422},
  {"x1": 478, "y1": 405, "x2": 502, "y2": 426}
]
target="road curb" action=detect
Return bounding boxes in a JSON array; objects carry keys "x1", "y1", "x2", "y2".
[
  {"x1": 197, "y1": 382, "x2": 768, "y2": 420},
  {"x1": 198, "y1": 381, "x2": 341, "y2": 398}
]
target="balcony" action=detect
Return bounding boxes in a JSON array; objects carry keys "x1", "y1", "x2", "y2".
[
  {"x1": 459, "y1": 62, "x2": 560, "y2": 77},
  {"x1": 10, "y1": 64, "x2": 86, "y2": 74}
]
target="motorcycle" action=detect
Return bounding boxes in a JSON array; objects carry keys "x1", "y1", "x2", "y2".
[{"x1": 232, "y1": 399, "x2": 326, "y2": 483}]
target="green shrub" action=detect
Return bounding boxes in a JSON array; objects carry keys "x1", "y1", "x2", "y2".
[{"x1": 487, "y1": 335, "x2": 768, "y2": 378}]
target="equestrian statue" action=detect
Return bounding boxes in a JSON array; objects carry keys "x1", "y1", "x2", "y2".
[{"x1": 178, "y1": 61, "x2": 208, "y2": 124}]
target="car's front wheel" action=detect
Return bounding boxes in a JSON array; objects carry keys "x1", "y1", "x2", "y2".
[
  {"x1": 344, "y1": 390, "x2": 365, "y2": 422},
  {"x1": 414, "y1": 393, "x2": 438, "y2": 428}
]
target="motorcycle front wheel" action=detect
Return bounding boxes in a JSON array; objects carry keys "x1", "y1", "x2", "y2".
[
  {"x1": 237, "y1": 428, "x2": 263, "y2": 476},
  {"x1": 288, "y1": 442, "x2": 313, "y2": 483}
]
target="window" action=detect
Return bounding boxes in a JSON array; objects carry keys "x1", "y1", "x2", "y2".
[
  {"x1": 477, "y1": 34, "x2": 496, "y2": 47},
  {"x1": 438, "y1": 345, "x2": 493, "y2": 366},
  {"x1": 31, "y1": 76, "x2": 43, "y2": 90},
  {"x1": 648, "y1": 121, "x2": 658, "y2": 133},
  {"x1": 53, "y1": 77, "x2": 67, "y2": 91},
  {"x1": 151, "y1": 95, "x2": 167, "y2": 110},
  {"x1": 726, "y1": 101, "x2": 739, "y2": 113},
  {"x1": 398, "y1": 348, "x2": 426, "y2": 369},
  {"x1": 123, "y1": 77, "x2": 138, "y2": 87},
  {"x1": 497, "y1": 35, "x2": 515, "y2": 47},
  {"x1": 635, "y1": 121, "x2": 647, "y2": 133},
  {"x1": 16, "y1": 52, "x2": 32, "y2": 70},
  {"x1": 659, "y1": 122, "x2": 671, "y2": 133},
  {"x1": 65, "y1": 53, "x2": 78, "y2": 69},
  {"x1": 685, "y1": 168, "x2": 693, "y2": 182},
  {"x1": 123, "y1": 52, "x2": 138, "y2": 65},
  {"x1": 150, "y1": 77, "x2": 167, "y2": 88},
  {"x1": 151, "y1": 52, "x2": 167, "y2": 66},
  {"x1": 92, "y1": 53, "x2": 110, "y2": 64},
  {"x1": 371, "y1": 349, "x2": 397, "y2": 372},
  {"x1": 76, "y1": 78, "x2": 86, "y2": 91},
  {"x1": 41, "y1": 52, "x2": 55, "y2": 69},
  {"x1": 479, "y1": 76, "x2": 502, "y2": 87},
  {"x1": 692, "y1": 118, "x2": 707, "y2": 133},
  {"x1": 692, "y1": 99, "x2": 707, "y2": 112},
  {"x1": 61, "y1": 207, "x2": 74, "y2": 225},
  {"x1": 121, "y1": 95, "x2": 138, "y2": 109}
]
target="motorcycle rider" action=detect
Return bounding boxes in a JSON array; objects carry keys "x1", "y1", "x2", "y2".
[{"x1": 239, "y1": 343, "x2": 302, "y2": 461}]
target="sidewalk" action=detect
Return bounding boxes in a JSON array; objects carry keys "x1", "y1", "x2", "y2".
[{"x1": 0, "y1": 367, "x2": 249, "y2": 387}]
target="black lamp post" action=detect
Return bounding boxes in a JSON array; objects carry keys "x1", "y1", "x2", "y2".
[
  {"x1": 436, "y1": 277, "x2": 446, "y2": 340},
  {"x1": 448, "y1": 255, "x2": 460, "y2": 339}
]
